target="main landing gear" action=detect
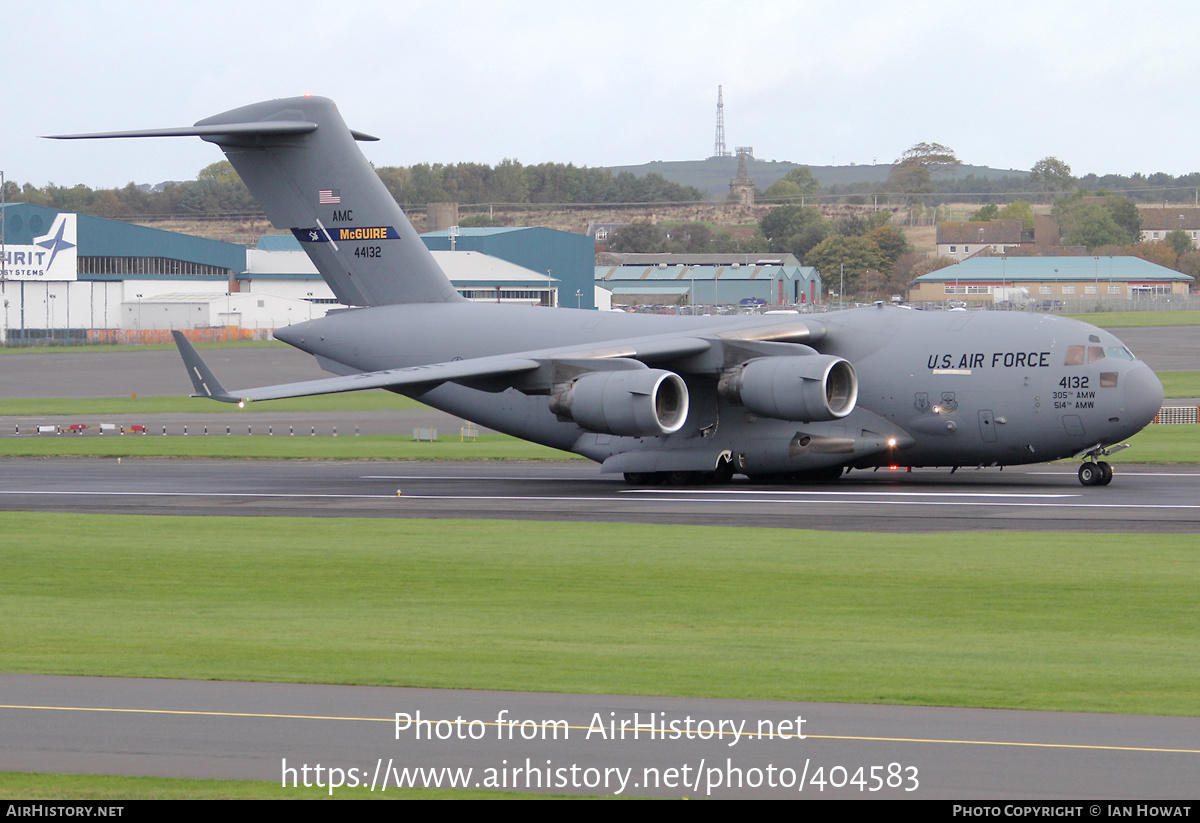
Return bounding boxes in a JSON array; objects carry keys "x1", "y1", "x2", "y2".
[
  {"x1": 623, "y1": 469, "x2": 729, "y2": 486},
  {"x1": 1078, "y1": 460, "x2": 1113, "y2": 486}
]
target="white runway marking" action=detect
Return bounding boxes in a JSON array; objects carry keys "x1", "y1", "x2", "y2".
[
  {"x1": 1027, "y1": 471, "x2": 1200, "y2": 478},
  {"x1": 391, "y1": 494, "x2": 1200, "y2": 510},
  {"x1": 0, "y1": 490, "x2": 395, "y2": 500},
  {"x1": 361, "y1": 475, "x2": 573, "y2": 482},
  {"x1": 622, "y1": 489, "x2": 1079, "y2": 499}
]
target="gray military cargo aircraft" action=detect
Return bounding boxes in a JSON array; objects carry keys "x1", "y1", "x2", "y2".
[{"x1": 52, "y1": 96, "x2": 1164, "y2": 486}]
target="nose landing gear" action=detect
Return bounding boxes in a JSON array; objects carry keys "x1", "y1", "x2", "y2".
[
  {"x1": 1078, "y1": 460, "x2": 1113, "y2": 486},
  {"x1": 1075, "y1": 443, "x2": 1129, "y2": 486}
]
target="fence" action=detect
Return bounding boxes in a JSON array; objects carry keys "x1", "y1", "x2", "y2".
[
  {"x1": 1154, "y1": 406, "x2": 1199, "y2": 425},
  {"x1": 85, "y1": 327, "x2": 272, "y2": 344},
  {"x1": 1, "y1": 326, "x2": 273, "y2": 347}
]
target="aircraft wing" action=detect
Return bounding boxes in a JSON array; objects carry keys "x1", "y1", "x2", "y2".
[
  {"x1": 173, "y1": 331, "x2": 542, "y2": 404},
  {"x1": 172, "y1": 330, "x2": 716, "y2": 404}
]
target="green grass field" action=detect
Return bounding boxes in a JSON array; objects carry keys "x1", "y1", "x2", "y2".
[
  {"x1": 1063, "y1": 310, "x2": 1200, "y2": 327},
  {"x1": 1158, "y1": 371, "x2": 1200, "y2": 398},
  {"x1": 1099, "y1": 424, "x2": 1200, "y2": 463},
  {"x1": 3, "y1": 513, "x2": 1197, "y2": 716}
]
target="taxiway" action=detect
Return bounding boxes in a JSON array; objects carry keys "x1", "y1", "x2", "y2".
[{"x1": 3, "y1": 674, "x2": 1196, "y2": 799}]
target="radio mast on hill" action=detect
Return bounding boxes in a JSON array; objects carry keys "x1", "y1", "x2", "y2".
[{"x1": 713, "y1": 85, "x2": 731, "y2": 159}]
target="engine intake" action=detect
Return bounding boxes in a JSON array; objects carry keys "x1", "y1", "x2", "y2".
[
  {"x1": 718, "y1": 355, "x2": 857, "y2": 422},
  {"x1": 550, "y1": 369, "x2": 689, "y2": 437},
  {"x1": 549, "y1": 371, "x2": 691, "y2": 441}
]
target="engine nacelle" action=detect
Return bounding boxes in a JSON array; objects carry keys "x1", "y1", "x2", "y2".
[
  {"x1": 718, "y1": 355, "x2": 857, "y2": 422},
  {"x1": 550, "y1": 369, "x2": 689, "y2": 437}
]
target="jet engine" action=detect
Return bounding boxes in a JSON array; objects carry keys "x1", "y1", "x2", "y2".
[
  {"x1": 550, "y1": 369, "x2": 689, "y2": 437},
  {"x1": 718, "y1": 355, "x2": 857, "y2": 422}
]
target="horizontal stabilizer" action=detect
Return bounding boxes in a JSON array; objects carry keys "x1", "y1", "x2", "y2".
[{"x1": 47, "y1": 123, "x2": 379, "y2": 142}]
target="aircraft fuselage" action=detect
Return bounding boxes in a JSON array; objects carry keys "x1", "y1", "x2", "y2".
[{"x1": 274, "y1": 302, "x2": 1163, "y2": 477}]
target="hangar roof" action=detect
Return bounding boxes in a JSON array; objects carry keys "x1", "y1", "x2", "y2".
[
  {"x1": 605, "y1": 252, "x2": 800, "y2": 267},
  {"x1": 913, "y1": 256, "x2": 1194, "y2": 283},
  {"x1": 0, "y1": 203, "x2": 245, "y2": 273},
  {"x1": 597, "y1": 263, "x2": 818, "y2": 282},
  {"x1": 429, "y1": 250, "x2": 557, "y2": 284},
  {"x1": 421, "y1": 227, "x2": 527, "y2": 237},
  {"x1": 254, "y1": 234, "x2": 301, "y2": 251}
]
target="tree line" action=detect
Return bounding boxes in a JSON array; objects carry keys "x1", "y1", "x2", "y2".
[
  {"x1": 377, "y1": 161, "x2": 703, "y2": 207},
  {"x1": 2, "y1": 159, "x2": 705, "y2": 220},
  {"x1": 762, "y1": 147, "x2": 1200, "y2": 206}
]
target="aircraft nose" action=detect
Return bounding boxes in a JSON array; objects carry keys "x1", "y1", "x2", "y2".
[{"x1": 1123, "y1": 362, "x2": 1164, "y2": 430}]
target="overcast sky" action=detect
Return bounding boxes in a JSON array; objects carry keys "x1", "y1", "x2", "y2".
[{"x1": 8, "y1": 0, "x2": 1200, "y2": 190}]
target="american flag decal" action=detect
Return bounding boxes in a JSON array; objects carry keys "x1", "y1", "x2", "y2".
[{"x1": 318, "y1": 189, "x2": 341, "y2": 205}]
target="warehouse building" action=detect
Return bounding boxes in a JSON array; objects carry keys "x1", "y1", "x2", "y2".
[
  {"x1": 0, "y1": 204, "x2": 590, "y2": 339},
  {"x1": 596, "y1": 253, "x2": 822, "y2": 307},
  {"x1": 909, "y1": 256, "x2": 1194, "y2": 306},
  {"x1": 0, "y1": 203, "x2": 244, "y2": 339}
]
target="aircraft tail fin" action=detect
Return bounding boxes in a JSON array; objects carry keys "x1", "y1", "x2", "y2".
[{"x1": 51, "y1": 97, "x2": 463, "y2": 308}]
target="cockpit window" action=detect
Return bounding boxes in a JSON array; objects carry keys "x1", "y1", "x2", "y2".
[{"x1": 1066, "y1": 344, "x2": 1131, "y2": 366}]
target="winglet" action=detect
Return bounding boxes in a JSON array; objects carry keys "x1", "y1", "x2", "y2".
[{"x1": 171, "y1": 331, "x2": 241, "y2": 404}]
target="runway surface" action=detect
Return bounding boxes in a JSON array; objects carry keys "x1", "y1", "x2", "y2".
[
  {"x1": 0, "y1": 458, "x2": 1197, "y2": 533},
  {"x1": 3, "y1": 674, "x2": 1196, "y2": 799}
]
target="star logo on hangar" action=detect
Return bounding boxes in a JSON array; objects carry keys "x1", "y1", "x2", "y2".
[
  {"x1": 35, "y1": 217, "x2": 76, "y2": 270},
  {"x1": 309, "y1": 230, "x2": 320, "y2": 241}
]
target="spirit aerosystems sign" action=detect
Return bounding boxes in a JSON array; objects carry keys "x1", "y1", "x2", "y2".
[{"x1": 1, "y1": 212, "x2": 78, "y2": 280}]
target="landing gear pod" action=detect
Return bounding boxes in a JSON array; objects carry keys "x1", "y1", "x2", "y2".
[
  {"x1": 719, "y1": 355, "x2": 857, "y2": 422},
  {"x1": 550, "y1": 369, "x2": 689, "y2": 437}
]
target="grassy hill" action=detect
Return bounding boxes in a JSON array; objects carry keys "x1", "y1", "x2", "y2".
[{"x1": 605, "y1": 157, "x2": 1029, "y2": 199}]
